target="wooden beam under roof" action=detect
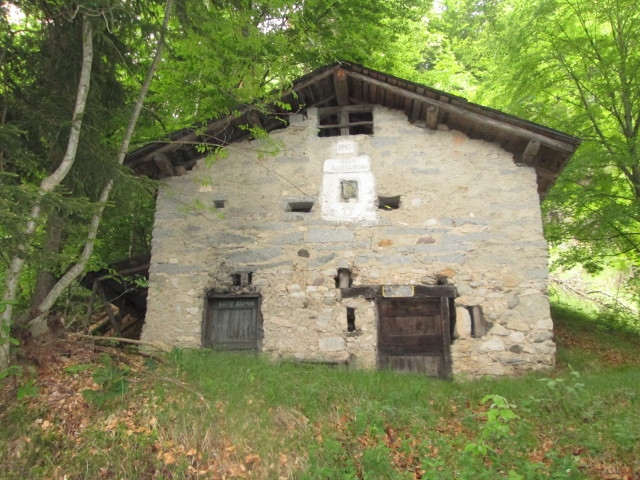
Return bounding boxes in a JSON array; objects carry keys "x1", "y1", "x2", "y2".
[
  {"x1": 291, "y1": 65, "x2": 338, "y2": 94},
  {"x1": 246, "y1": 110, "x2": 263, "y2": 130},
  {"x1": 409, "y1": 100, "x2": 422, "y2": 124},
  {"x1": 153, "y1": 153, "x2": 175, "y2": 178},
  {"x1": 426, "y1": 105, "x2": 439, "y2": 130},
  {"x1": 333, "y1": 68, "x2": 349, "y2": 106},
  {"x1": 522, "y1": 139, "x2": 541, "y2": 163},
  {"x1": 344, "y1": 69, "x2": 577, "y2": 153}
]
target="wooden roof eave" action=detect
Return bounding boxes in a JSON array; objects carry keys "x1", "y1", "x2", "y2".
[
  {"x1": 124, "y1": 61, "x2": 580, "y2": 196},
  {"x1": 126, "y1": 108, "x2": 287, "y2": 174},
  {"x1": 342, "y1": 69, "x2": 578, "y2": 155}
]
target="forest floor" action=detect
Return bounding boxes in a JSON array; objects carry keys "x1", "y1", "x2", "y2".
[{"x1": 1, "y1": 303, "x2": 639, "y2": 480}]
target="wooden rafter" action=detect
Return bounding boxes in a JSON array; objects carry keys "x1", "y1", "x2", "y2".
[{"x1": 333, "y1": 69, "x2": 349, "y2": 106}]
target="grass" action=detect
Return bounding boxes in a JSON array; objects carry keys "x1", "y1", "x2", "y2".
[{"x1": 1, "y1": 302, "x2": 639, "y2": 479}]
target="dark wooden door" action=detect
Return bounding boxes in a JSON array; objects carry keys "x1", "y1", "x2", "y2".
[
  {"x1": 203, "y1": 295, "x2": 261, "y2": 351},
  {"x1": 377, "y1": 298, "x2": 451, "y2": 378}
]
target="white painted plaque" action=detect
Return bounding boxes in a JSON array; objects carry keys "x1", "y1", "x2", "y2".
[
  {"x1": 323, "y1": 156, "x2": 370, "y2": 174},
  {"x1": 336, "y1": 140, "x2": 356, "y2": 155}
]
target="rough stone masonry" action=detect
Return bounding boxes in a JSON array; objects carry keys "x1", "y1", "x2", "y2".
[{"x1": 140, "y1": 106, "x2": 556, "y2": 377}]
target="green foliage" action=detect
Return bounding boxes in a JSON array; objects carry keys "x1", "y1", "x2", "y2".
[
  {"x1": 63, "y1": 363, "x2": 94, "y2": 375},
  {"x1": 82, "y1": 354, "x2": 130, "y2": 407},
  {"x1": 142, "y1": 0, "x2": 431, "y2": 138},
  {"x1": 2, "y1": 305, "x2": 640, "y2": 479},
  {"x1": 0, "y1": 1, "x2": 170, "y2": 334},
  {"x1": 467, "y1": 0, "x2": 640, "y2": 279},
  {"x1": 422, "y1": 0, "x2": 640, "y2": 314},
  {"x1": 464, "y1": 394, "x2": 519, "y2": 458},
  {"x1": 0, "y1": 360, "x2": 39, "y2": 401},
  {"x1": 0, "y1": 363, "x2": 23, "y2": 381},
  {"x1": 16, "y1": 378, "x2": 38, "y2": 400}
]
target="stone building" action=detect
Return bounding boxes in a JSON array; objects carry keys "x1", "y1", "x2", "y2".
[{"x1": 126, "y1": 62, "x2": 580, "y2": 378}]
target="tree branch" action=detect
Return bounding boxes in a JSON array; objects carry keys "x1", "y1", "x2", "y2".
[
  {"x1": 30, "y1": 0, "x2": 175, "y2": 335},
  {"x1": 1, "y1": 15, "x2": 94, "y2": 368}
]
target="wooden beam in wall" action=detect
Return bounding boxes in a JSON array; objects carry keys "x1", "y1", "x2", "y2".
[
  {"x1": 246, "y1": 110, "x2": 264, "y2": 130},
  {"x1": 333, "y1": 68, "x2": 350, "y2": 106},
  {"x1": 153, "y1": 153, "x2": 175, "y2": 177},
  {"x1": 409, "y1": 100, "x2": 423, "y2": 124},
  {"x1": 341, "y1": 284, "x2": 457, "y2": 299},
  {"x1": 522, "y1": 138, "x2": 541, "y2": 163},
  {"x1": 426, "y1": 105, "x2": 439, "y2": 130}
]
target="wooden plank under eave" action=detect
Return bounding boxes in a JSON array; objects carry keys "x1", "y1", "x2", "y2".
[
  {"x1": 465, "y1": 122, "x2": 477, "y2": 139},
  {"x1": 344, "y1": 69, "x2": 576, "y2": 153},
  {"x1": 291, "y1": 65, "x2": 338, "y2": 94},
  {"x1": 484, "y1": 127, "x2": 498, "y2": 143},
  {"x1": 333, "y1": 69, "x2": 350, "y2": 106},
  {"x1": 377, "y1": 84, "x2": 386, "y2": 106},
  {"x1": 426, "y1": 105, "x2": 438, "y2": 129},
  {"x1": 153, "y1": 153, "x2": 175, "y2": 177},
  {"x1": 406, "y1": 97, "x2": 417, "y2": 120},
  {"x1": 522, "y1": 138, "x2": 541, "y2": 163},
  {"x1": 306, "y1": 84, "x2": 318, "y2": 105},
  {"x1": 351, "y1": 77, "x2": 364, "y2": 102},
  {"x1": 246, "y1": 110, "x2": 263, "y2": 130},
  {"x1": 385, "y1": 91, "x2": 397, "y2": 109},
  {"x1": 410, "y1": 100, "x2": 423, "y2": 124},
  {"x1": 369, "y1": 84, "x2": 377, "y2": 104}
]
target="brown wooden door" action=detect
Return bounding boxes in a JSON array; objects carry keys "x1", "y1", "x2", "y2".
[
  {"x1": 377, "y1": 298, "x2": 451, "y2": 378},
  {"x1": 203, "y1": 296, "x2": 261, "y2": 351}
]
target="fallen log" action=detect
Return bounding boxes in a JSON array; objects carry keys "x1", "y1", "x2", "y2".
[{"x1": 74, "y1": 333, "x2": 172, "y2": 352}]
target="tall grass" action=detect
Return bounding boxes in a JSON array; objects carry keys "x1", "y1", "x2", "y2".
[{"x1": 1, "y1": 303, "x2": 639, "y2": 479}]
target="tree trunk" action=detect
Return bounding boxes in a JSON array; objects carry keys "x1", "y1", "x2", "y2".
[
  {"x1": 29, "y1": 0, "x2": 175, "y2": 337},
  {"x1": 0, "y1": 15, "x2": 93, "y2": 369},
  {"x1": 31, "y1": 211, "x2": 65, "y2": 310}
]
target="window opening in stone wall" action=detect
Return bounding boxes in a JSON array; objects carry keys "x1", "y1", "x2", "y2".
[
  {"x1": 467, "y1": 306, "x2": 491, "y2": 338},
  {"x1": 334, "y1": 268, "x2": 353, "y2": 288},
  {"x1": 378, "y1": 196, "x2": 401, "y2": 210},
  {"x1": 448, "y1": 298, "x2": 457, "y2": 344},
  {"x1": 231, "y1": 272, "x2": 253, "y2": 287},
  {"x1": 318, "y1": 105, "x2": 374, "y2": 137},
  {"x1": 341, "y1": 180, "x2": 358, "y2": 201},
  {"x1": 288, "y1": 201, "x2": 314, "y2": 213},
  {"x1": 213, "y1": 200, "x2": 226, "y2": 209},
  {"x1": 348, "y1": 110, "x2": 373, "y2": 135},
  {"x1": 346, "y1": 307, "x2": 356, "y2": 332}
]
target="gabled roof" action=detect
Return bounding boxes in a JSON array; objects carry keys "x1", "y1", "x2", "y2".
[{"x1": 125, "y1": 61, "x2": 581, "y2": 197}]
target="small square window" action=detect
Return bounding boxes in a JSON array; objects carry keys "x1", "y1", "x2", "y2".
[
  {"x1": 231, "y1": 272, "x2": 253, "y2": 286},
  {"x1": 214, "y1": 200, "x2": 226, "y2": 209},
  {"x1": 341, "y1": 180, "x2": 358, "y2": 201},
  {"x1": 288, "y1": 201, "x2": 314, "y2": 213},
  {"x1": 378, "y1": 196, "x2": 401, "y2": 210}
]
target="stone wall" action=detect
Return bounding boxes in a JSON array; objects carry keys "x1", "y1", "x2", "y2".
[{"x1": 140, "y1": 106, "x2": 556, "y2": 376}]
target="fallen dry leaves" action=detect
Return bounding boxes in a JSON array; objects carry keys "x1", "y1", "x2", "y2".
[
  {"x1": 0, "y1": 334, "x2": 275, "y2": 479},
  {"x1": 2, "y1": 331, "x2": 639, "y2": 480}
]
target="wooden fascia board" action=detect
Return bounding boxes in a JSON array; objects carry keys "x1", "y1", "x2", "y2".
[
  {"x1": 126, "y1": 132, "x2": 198, "y2": 169},
  {"x1": 344, "y1": 70, "x2": 578, "y2": 154},
  {"x1": 290, "y1": 65, "x2": 340, "y2": 95},
  {"x1": 126, "y1": 111, "x2": 255, "y2": 169}
]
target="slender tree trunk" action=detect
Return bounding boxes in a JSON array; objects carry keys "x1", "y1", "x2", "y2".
[
  {"x1": 29, "y1": 0, "x2": 175, "y2": 337},
  {"x1": 0, "y1": 16, "x2": 93, "y2": 369},
  {"x1": 31, "y1": 212, "x2": 65, "y2": 308}
]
